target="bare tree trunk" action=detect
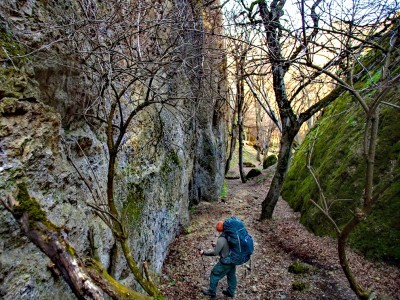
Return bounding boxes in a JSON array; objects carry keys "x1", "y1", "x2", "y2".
[
  {"x1": 260, "y1": 126, "x2": 298, "y2": 219},
  {"x1": 337, "y1": 106, "x2": 380, "y2": 299},
  {"x1": 263, "y1": 124, "x2": 274, "y2": 161},
  {"x1": 257, "y1": 0, "x2": 298, "y2": 217},
  {"x1": 237, "y1": 59, "x2": 246, "y2": 183},
  {"x1": 105, "y1": 115, "x2": 163, "y2": 297},
  {"x1": 107, "y1": 152, "x2": 124, "y2": 236},
  {"x1": 225, "y1": 123, "x2": 237, "y2": 175},
  {"x1": 256, "y1": 104, "x2": 262, "y2": 162},
  {"x1": 238, "y1": 112, "x2": 246, "y2": 183},
  {"x1": 256, "y1": 144, "x2": 261, "y2": 162},
  {"x1": 256, "y1": 0, "x2": 342, "y2": 219},
  {"x1": 338, "y1": 218, "x2": 370, "y2": 300}
]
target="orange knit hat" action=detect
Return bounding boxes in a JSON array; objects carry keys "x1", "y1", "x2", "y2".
[{"x1": 216, "y1": 221, "x2": 224, "y2": 232}]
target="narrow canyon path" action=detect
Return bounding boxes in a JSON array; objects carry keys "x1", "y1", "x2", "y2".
[{"x1": 160, "y1": 167, "x2": 400, "y2": 299}]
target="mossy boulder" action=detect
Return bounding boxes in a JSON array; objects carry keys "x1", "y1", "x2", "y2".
[
  {"x1": 263, "y1": 154, "x2": 277, "y2": 169},
  {"x1": 246, "y1": 168, "x2": 262, "y2": 179}
]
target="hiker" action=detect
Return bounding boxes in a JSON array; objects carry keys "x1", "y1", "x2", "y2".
[{"x1": 200, "y1": 220, "x2": 236, "y2": 298}]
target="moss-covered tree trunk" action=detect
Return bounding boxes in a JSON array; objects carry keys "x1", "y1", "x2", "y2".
[
  {"x1": 1, "y1": 184, "x2": 153, "y2": 300},
  {"x1": 120, "y1": 240, "x2": 163, "y2": 298}
]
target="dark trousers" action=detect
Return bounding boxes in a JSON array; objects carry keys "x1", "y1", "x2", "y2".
[{"x1": 209, "y1": 261, "x2": 236, "y2": 295}]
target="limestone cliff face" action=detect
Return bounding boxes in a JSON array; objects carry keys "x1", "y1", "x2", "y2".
[{"x1": 0, "y1": 0, "x2": 226, "y2": 298}]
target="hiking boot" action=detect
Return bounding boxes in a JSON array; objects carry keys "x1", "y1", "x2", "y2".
[
  {"x1": 202, "y1": 289, "x2": 216, "y2": 298},
  {"x1": 222, "y1": 290, "x2": 234, "y2": 298}
]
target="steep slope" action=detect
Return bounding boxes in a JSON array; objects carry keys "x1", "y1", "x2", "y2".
[{"x1": 282, "y1": 61, "x2": 400, "y2": 264}]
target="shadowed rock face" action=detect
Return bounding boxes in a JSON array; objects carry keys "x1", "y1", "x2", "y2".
[{"x1": 0, "y1": 0, "x2": 226, "y2": 298}]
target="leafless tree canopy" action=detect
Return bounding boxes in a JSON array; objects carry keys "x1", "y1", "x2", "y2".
[{"x1": 221, "y1": 1, "x2": 399, "y2": 299}]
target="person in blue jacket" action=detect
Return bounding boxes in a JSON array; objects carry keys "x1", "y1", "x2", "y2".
[{"x1": 200, "y1": 221, "x2": 236, "y2": 298}]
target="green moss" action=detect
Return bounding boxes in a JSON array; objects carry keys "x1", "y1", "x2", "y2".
[
  {"x1": 0, "y1": 27, "x2": 25, "y2": 63},
  {"x1": 263, "y1": 154, "x2": 278, "y2": 169},
  {"x1": 288, "y1": 261, "x2": 311, "y2": 274},
  {"x1": 160, "y1": 151, "x2": 180, "y2": 178},
  {"x1": 123, "y1": 185, "x2": 145, "y2": 226},
  {"x1": 15, "y1": 182, "x2": 47, "y2": 222},
  {"x1": 220, "y1": 180, "x2": 228, "y2": 199},
  {"x1": 0, "y1": 97, "x2": 17, "y2": 114},
  {"x1": 87, "y1": 259, "x2": 153, "y2": 299},
  {"x1": 292, "y1": 280, "x2": 310, "y2": 291},
  {"x1": 183, "y1": 226, "x2": 194, "y2": 234},
  {"x1": 66, "y1": 244, "x2": 77, "y2": 257},
  {"x1": 350, "y1": 174, "x2": 400, "y2": 262},
  {"x1": 168, "y1": 151, "x2": 180, "y2": 167},
  {"x1": 11, "y1": 182, "x2": 60, "y2": 232}
]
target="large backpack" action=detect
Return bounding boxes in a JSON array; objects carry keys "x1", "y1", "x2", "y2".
[{"x1": 220, "y1": 216, "x2": 254, "y2": 265}]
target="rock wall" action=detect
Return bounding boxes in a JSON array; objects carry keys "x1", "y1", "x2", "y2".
[{"x1": 0, "y1": 0, "x2": 226, "y2": 298}]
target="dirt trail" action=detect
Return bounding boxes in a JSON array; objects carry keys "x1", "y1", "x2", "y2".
[{"x1": 160, "y1": 167, "x2": 400, "y2": 300}]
